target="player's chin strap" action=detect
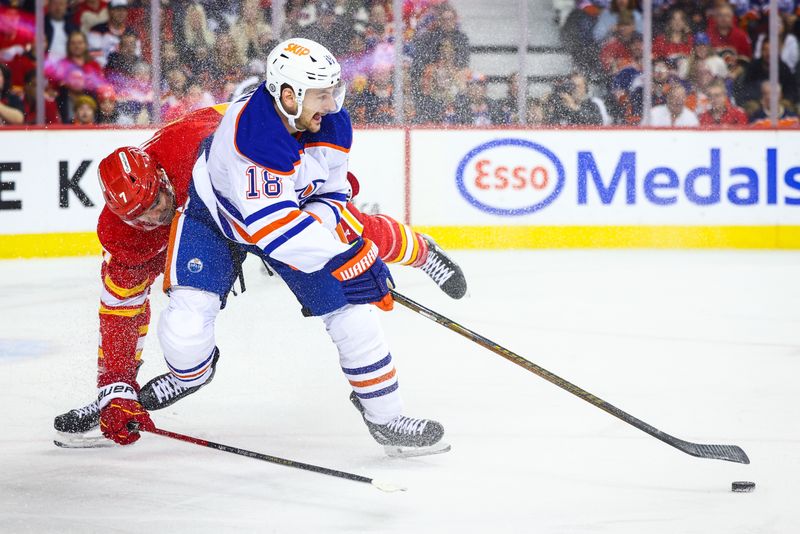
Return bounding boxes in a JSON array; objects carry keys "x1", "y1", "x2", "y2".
[{"x1": 274, "y1": 95, "x2": 305, "y2": 132}]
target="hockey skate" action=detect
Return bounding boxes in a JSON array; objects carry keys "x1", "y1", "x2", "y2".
[
  {"x1": 419, "y1": 235, "x2": 467, "y2": 299},
  {"x1": 138, "y1": 348, "x2": 220, "y2": 410},
  {"x1": 53, "y1": 349, "x2": 220, "y2": 447},
  {"x1": 350, "y1": 392, "x2": 450, "y2": 458}
]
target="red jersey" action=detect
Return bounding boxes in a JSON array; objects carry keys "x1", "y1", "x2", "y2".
[
  {"x1": 699, "y1": 104, "x2": 748, "y2": 126},
  {"x1": 96, "y1": 105, "x2": 226, "y2": 387}
]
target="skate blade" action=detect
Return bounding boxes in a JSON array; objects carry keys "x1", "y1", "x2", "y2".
[
  {"x1": 54, "y1": 431, "x2": 116, "y2": 449},
  {"x1": 384, "y1": 442, "x2": 451, "y2": 458}
]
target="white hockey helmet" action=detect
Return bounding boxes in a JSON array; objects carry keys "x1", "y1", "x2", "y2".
[{"x1": 265, "y1": 38, "x2": 345, "y2": 129}]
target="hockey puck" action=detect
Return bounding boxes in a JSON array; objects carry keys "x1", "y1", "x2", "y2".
[{"x1": 731, "y1": 481, "x2": 755, "y2": 492}]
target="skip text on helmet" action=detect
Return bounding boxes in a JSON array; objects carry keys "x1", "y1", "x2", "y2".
[{"x1": 285, "y1": 43, "x2": 311, "y2": 56}]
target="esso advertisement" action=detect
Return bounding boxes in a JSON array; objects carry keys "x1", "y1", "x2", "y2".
[
  {"x1": 455, "y1": 139, "x2": 564, "y2": 216},
  {"x1": 410, "y1": 130, "x2": 800, "y2": 226}
]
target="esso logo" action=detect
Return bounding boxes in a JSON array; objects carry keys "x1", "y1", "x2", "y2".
[{"x1": 456, "y1": 139, "x2": 565, "y2": 216}]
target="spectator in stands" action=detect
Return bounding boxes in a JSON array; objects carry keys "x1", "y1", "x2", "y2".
[
  {"x1": 699, "y1": 79, "x2": 748, "y2": 125},
  {"x1": 653, "y1": 8, "x2": 693, "y2": 77},
  {"x1": 182, "y1": 2, "x2": 215, "y2": 54},
  {"x1": 45, "y1": 0, "x2": 77, "y2": 61},
  {"x1": 283, "y1": 0, "x2": 317, "y2": 38},
  {"x1": 593, "y1": 0, "x2": 642, "y2": 44},
  {"x1": 209, "y1": 32, "x2": 246, "y2": 101},
  {"x1": 561, "y1": 0, "x2": 602, "y2": 78},
  {"x1": 364, "y1": 2, "x2": 394, "y2": 49},
  {"x1": 0, "y1": 0, "x2": 35, "y2": 62},
  {"x1": 88, "y1": 0, "x2": 139, "y2": 68},
  {"x1": 545, "y1": 71, "x2": 603, "y2": 126},
  {"x1": 461, "y1": 73, "x2": 498, "y2": 126},
  {"x1": 104, "y1": 32, "x2": 138, "y2": 83},
  {"x1": 361, "y1": 67, "x2": 397, "y2": 124},
  {"x1": 412, "y1": 68, "x2": 442, "y2": 124},
  {"x1": 646, "y1": 83, "x2": 699, "y2": 126},
  {"x1": 686, "y1": 32, "x2": 728, "y2": 84},
  {"x1": 0, "y1": 62, "x2": 24, "y2": 125},
  {"x1": 50, "y1": 30, "x2": 106, "y2": 92},
  {"x1": 600, "y1": 10, "x2": 641, "y2": 75},
  {"x1": 491, "y1": 72, "x2": 520, "y2": 125},
  {"x1": 21, "y1": 68, "x2": 61, "y2": 124},
  {"x1": 685, "y1": 59, "x2": 716, "y2": 116},
  {"x1": 56, "y1": 68, "x2": 89, "y2": 123},
  {"x1": 303, "y1": 1, "x2": 352, "y2": 57},
  {"x1": 161, "y1": 67, "x2": 189, "y2": 121},
  {"x1": 115, "y1": 60, "x2": 152, "y2": 124},
  {"x1": 753, "y1": 15, "x2": 799, "y2": 73},
  {"x1": 707, "y1": 3, "x2": 752, "y2": 61},
  {"x1": 73, "y1": 0, "x2": 108, "y2": 35},
  {"x1": 737, "y1": 37, "x2": 797, "y2": 105},
  {"x1": 526, "y1": 97, "x2": 546, "y2": 125},
  {"x1": 72, "y1": 93, "x2": 97, "y2": 124},
  {"x1": 748, "y1": 80, "x2": 799, "y2": 126},
  {"x1": 410, "y1": 4, "x2": 470, "y2": 102},
  {"x1": 230, "y1": 0, "x2": 275, "y2": 63},
  {"x1": 95, "y1": 84, "x2": 119, "y2": 124}
]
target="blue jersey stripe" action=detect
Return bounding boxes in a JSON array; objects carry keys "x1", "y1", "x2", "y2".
[
  {"x1": 244, "y1": 200, "x2": 299, "y2": 226},
  {"x1": 316, "y1": 192, "x2": 349, "y2": 202},
  {"x1": 217, "y1": 208, "x2": 236, "y2": 240},
  {"x1": 354, "y1": 381, "x2": 399, "y2": 399},
  {"x1": 261, "y1": 215, "x2": 315, "y2": 256},
  {"x1": 305, "y1": 199, "x2": 341, "y2": 224},
  {"x1": 342, "y1": 354, "x2": 393, "y2": 376},
  {"x1": 212, "y1": 185, "x2": 245, "y2": 223}
]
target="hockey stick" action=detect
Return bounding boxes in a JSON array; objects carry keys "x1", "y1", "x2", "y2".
[
  {"x1": 144, "y1": 426, "x2": 406, "y2": 492},
  {"x1": 390, "y1": 290, "x2": 750, "y2": 464}
]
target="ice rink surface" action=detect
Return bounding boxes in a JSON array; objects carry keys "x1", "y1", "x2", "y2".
[{"x1": 1, "y1": 249, "x2": 798, "y2": 533}]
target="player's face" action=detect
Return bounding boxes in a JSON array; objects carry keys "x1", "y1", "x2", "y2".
[
  {"x1": 296, "y1": 87, "x2": 339, "y2": 132},
  {"x1": 124, "y1": 172, "x2": 176, "y2": 231}
]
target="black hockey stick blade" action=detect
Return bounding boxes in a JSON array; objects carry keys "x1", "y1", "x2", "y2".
[{"x1": 391, "y1": 290, "x2": 750, "y2": 465}]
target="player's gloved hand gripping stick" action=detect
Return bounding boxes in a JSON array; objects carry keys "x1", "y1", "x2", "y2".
[{"x1": 327, "y1": 238, "x2": 395, "y2": 311}]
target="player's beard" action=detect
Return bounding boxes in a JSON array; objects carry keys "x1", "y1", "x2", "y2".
[{"x1": 298, "y1": 111, "x2": 323, "y2": 133}]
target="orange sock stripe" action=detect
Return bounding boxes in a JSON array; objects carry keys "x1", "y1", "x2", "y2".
[{"x1": 349, "y1": 368, "x2": 396, "y2": 388}]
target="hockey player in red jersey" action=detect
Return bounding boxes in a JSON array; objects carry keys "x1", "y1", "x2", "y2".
[{"x1": 54, "y1": 104, "x2": 466, "y2": 446}]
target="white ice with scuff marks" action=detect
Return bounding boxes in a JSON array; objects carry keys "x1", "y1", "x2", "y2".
[{"x1": 1, "y1": 250, "x2": 798, "y2": 533}]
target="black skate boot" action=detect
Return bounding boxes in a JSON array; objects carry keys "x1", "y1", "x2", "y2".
[
  {"x1": 54, "y1": 400, "x2": 100, "y2": 434},
  {"x1": 350, "y1": 392, "x2": 450, "y2": 458},
  {"x1": 419, "y1": 235, "x2": 467, "y2": 299},
  {"x1": 138, "y1": 348, "x2": 220, "y2": 410}
]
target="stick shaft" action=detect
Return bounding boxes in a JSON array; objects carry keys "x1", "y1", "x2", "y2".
[
  {"x1": 391, "y1": 290, "x2": 749, "y2": 464},
  {"x1": 146, "y1": 427, "x2": 375, "y2": 484}
]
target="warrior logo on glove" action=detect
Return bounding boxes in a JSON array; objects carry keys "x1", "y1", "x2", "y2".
[{"x1": 332, "y1": 241, "x2": 380, "y2": 282}]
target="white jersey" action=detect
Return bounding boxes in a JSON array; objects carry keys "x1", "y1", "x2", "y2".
[{"x1": 191, "y1": 84, "x2": 354, "y2": 273}]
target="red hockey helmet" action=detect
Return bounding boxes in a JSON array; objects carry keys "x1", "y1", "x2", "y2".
[{"x1": 97, "y1": 147, "x2": 160, "y2": 221}]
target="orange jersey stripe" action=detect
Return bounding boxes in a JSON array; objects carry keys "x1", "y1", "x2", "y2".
[{"x1": 304, "y1": 141, "x2": 351, "y2": 153}]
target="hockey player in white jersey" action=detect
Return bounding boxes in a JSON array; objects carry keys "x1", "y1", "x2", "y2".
[{"x1": 99, "y1": 38, "x2": 448, "y2": 457}]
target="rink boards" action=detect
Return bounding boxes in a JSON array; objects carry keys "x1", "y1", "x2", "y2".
[{"x1": 1, "y1": 126, "x2": 799, "y2": 258}]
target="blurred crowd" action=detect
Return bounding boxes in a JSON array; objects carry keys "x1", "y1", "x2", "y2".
[
  {"x1": 559, "y1": 0, "x2": 800, "y2": 127},
  {"x1": 2, "y1": 0, "x2": 799, "y2": 128},
  {"x1": 1, "y1": 0, "x2": 494, "y2": 126}
]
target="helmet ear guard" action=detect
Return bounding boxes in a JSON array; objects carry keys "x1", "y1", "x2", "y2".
[{"x1": 265, "y1": 38, "x2": 345, "y2": 129}]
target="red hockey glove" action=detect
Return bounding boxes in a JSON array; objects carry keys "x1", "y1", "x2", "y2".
[{"x1": 98, "y1": 382, "x2": 154, "y2": 445}]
